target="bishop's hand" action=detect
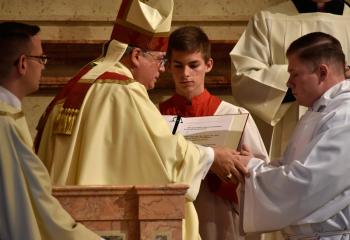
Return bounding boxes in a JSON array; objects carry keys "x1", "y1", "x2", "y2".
[{"x1": 210, "y1": 146, "x2": 249, "y2": 184}]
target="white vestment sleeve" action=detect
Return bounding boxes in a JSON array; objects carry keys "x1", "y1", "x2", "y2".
[
  {"x1": 186, "y1": 145, "x2": 214, "y2": 200},
  {"x1": 230, "y1": 10, "x2": 290, "y2": 124},
  {"x1": 243, "y1": 125, "x2": 350, "y2": 233}
]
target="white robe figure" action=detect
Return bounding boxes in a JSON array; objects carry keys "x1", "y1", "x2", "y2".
[
  {"x1": 242, "y1": 80, "x2": 350, "y2": 239},
  {"x1": 0, "y1": 86, "x2": 100, "y2": 240},
  {"x1": 230, "y1": 1, "x2": 350, "y2": 161}
]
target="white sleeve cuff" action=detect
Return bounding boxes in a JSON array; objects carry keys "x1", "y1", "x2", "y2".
[
  {"x1": 201, "y1": 146, "x2": 214, "y2": 179},
  {"x1": 247, "y1": 157, "x2": 264, "y2": 170}
]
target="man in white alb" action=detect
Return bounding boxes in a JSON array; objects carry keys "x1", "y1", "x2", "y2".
[{"x1": 237, "y1": 32, "x2": 350, "y2": 240}]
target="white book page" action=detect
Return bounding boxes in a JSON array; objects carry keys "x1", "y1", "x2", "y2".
[{"x1": 163, "y1": 114, "x2": 249, "y2": 149}]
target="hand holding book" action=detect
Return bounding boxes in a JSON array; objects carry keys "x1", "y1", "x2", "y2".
[{"x1": 163, "y1": 114, "x2": 250, "y2": 183}]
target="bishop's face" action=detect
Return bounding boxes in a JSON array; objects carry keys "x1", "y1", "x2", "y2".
[{"x1": 133, "y1": 49, "x2": 166, "y2": 90}]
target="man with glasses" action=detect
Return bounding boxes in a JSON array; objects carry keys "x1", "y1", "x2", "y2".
[
  {"x1": 34, "y1": 1, "x2": 247, "y2": 239},
  {"x1": 25, "y1": 55, "x2": 48, "y2": 64},
  {"x1": 121, "y1": 46, "x2": 168, "y2": 90},
  {"x1": 0, "y1": 21, "x2": 101, "y2": 240}
]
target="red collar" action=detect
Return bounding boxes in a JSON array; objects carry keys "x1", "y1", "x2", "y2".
[{"x1": 159, "y1": 89, "x2": 222, "y2": 117}]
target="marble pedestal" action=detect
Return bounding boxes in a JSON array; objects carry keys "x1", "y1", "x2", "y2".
[{"x1": 53, "y1": 184, "x2": 188, "y2": 240}]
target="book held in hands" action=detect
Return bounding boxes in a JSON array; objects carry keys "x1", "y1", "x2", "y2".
[{"x1": 163, "y1": 114, "x2": 249, "y2": 149}]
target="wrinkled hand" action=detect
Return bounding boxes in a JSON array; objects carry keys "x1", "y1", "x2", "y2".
[
  {"x1": 210, "y1": 146, "x2": 249, "y2": 184},
  {"x1": 238, "y1": 144, "x2": 253, "y2": 167}
]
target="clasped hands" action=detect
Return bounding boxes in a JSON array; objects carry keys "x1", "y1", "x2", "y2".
[{"x1": 210, "y1": 145, "x2": 252, "y2": 184}]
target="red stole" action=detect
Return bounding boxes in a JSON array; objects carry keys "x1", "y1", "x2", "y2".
[
  {"x1": 34, "y1": 64, "x2": 131, "y2": 152},
  {"x1": 159, "y1": 90, "x2": 238, "y2": 203}
]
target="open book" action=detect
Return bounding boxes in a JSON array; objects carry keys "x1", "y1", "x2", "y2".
[{"x1": 163, "y1": 114, "x2": 249, "y2": 149}]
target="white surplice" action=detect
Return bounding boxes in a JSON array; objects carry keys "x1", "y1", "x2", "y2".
[{"x1": 159, "y1": 91, "x2": 269, "y2": 240}]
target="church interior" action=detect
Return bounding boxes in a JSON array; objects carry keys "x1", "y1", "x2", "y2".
[
  {"x1": 0, "y1": 0, "x2": 284, "y2": 138},
  {"x1": 1, "y1": 0, "x2": 319, "y2": 239}
]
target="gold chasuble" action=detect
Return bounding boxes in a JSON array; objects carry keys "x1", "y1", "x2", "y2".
[
  {"x1": 0, "y1": 101, "x2": 100, "y2": 240},
  {"x1": 36, "y1": 40, "x2": 211, "y2": 240}
]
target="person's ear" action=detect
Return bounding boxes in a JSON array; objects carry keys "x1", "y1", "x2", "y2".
[
  {"x1": 130, "y1": 48, "x2": 143, "y2": 68},
  {"x1": 205, "y1": 58, "x2": 213, "y2": 73},
  {"x1": 15, "y1": 54, "x2": 27, "y2": 76},
  {"x1": 318, "y1": 64, "x2": 328, "y2": 82},
  {"x1": 345, "y1": 65, "x2": 350, "y2": 79}
]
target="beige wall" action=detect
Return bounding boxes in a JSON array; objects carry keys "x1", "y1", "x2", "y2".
[
  {"x1": 1, "y1": 0, "x2": 287, "y2": 138},
  {"x1": 0, "y1": 0, "x2": 285, "y2": 41}
]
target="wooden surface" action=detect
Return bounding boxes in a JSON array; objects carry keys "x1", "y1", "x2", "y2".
[{"x1": 53, "y1": 184, "x2": 189, "y2": 240}]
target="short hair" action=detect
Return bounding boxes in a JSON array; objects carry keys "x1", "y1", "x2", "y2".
[
  {"x1": 286, "y1": 32, "x2": 345, "y2": 74},
  {"x1": 166, "y1": 26, "x2": 211, "y2": 62},
  {"x1": 0, "y1": 21, "x2": 40, "y2": 79}
]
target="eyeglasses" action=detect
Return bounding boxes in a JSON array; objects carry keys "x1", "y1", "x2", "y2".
[
  {"x1": 26, "y1": 55, "x2": 48, "y2": 65},
  {"x1": 13, "y1": 54, "x2": 48, "y2": 66},
  {"x1": 142, "y1": 51, "x2": 168, "y2": 67}
]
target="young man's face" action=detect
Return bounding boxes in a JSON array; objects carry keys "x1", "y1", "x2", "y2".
[
  {"x1": 287, "y1": 53, "x2": 323, "y2": 107},
  {"x1": 168, "y1": 50, "x2": 213, "y2": 100}
]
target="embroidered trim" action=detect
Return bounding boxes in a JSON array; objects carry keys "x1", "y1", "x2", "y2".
[
  {"x1": 49, "y1": 68, "x2": 133, "y2": 136},
  {"x1": 53, "y1": 107, "x2": 79, "y2": 135},
  {"x1": 0, "y1": 111, "x2": 24, "y2": 119},
  {"x1": 95, "y1": 79, "x2": 135, "y2": 84}
]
